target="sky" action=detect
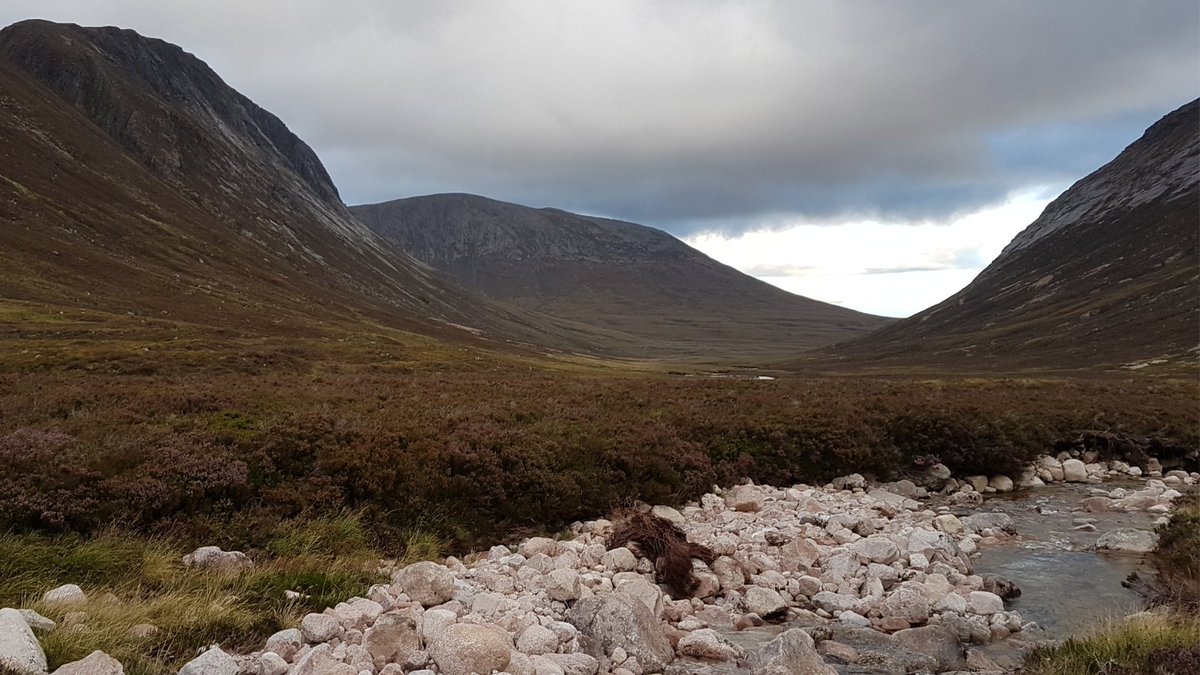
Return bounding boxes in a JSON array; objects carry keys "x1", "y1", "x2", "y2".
[{"x1": 2, "y1": 2, "x2": 1198, "y2": 317}]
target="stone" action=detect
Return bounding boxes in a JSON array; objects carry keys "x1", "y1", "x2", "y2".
[
  {"x1": 42, "y1": 584, "x2": 87, "y2": 607},
  {"x1": 601, "y1": 547, "x2": 638, "y2": 572},
  {"x1": 816, "y1": 640, "x2": 858, "y2": 664},
  {"x1": 178, "y1": 647, "x2": 239, "y2": 675},
  {"x1": 892, "y1": 626, "x2": 964, "y2": 671},
  {"x1": 745, "y1": 628, "x2": 837, "y2": 675},
  {"x1": 1097, "y1": 529, "x2": 1158, "y2": 554},
  {"x1": 540, "y1": 653, "x2": 600, "y2": 675},
  {"x1": 290, "y1": 644, "x2": 340, "y2": 675},
  {"x1": 364, "y1": 613, "x2": 421, "y2": 666},
  {"x1": 1062, "y1": 459, "x2": 1088, "y2": 482},
  {"x1": 126, "y1": 624, "x2": 157, "y2": 639},
  {"x1": 428, "y1": 623, "x2": 512, "y2": 675},
  {"x1": 255, "y1": 653, "x2": 288, "y2": 675},
  {"x1": 965, "y1": 476, "x2": 989, "y2": 492},
  {"x1": 989, "y1": 475, "x2": 1014, "y2": 492},
  {"x1": 980, "y1": 574, "x2": 1021, "y2": 599},
  {"x1": 15, "y1": 611, "x2": 54, "y2": 634},
  {"x1": 832, "y1": 473, "x2": 866, "y2": 490},
  {"x1": 676, "y1": 629, "x2": 745, "y2": 661},
  {"x1": 933, "y1": 514, "x2": 964, "y2": 535},
  {"x1": 839, "y1": 611, "x2": 871, "y2": 627},
  {"x1": 393, "y1": 561, "x2": 455, "y2": 607},
  {"x1": 420, "y1": 608, "x2": 457, "y2": 645},
  {"x1": 181, "y1": 546, "x2": 253, "y2": 574},
  {"x1": 546, "y1": 569, "x2": 582, "y2": 602},
  {"x1": 263, "y1": 628, "x2": 302, "y2": 660},
  {"x1": 968, "y1": 591, "x2": 1004, "y2": 615},
  {"x1": 724, "y1": 484, "x2": 765, "y2": 512},
  {"x1": 517, "y1": 624, "x2": 559, "y2": 655},
  {"x1": 881, "y1": 587, "x2": 930, "y2": 624},
  {"x1": 650, "y1": 505, "x2": 686, "y2": 525},
  {"x1": 520, "y1": 537, "x2": 560, "y2": 558},
  {"x1": 566, "y1": 594, "x2": 674, "y2": 672},
  {"x1": 614, "y1": 579, "x2": 663, "y2": 618},
  {"x1": 745, "y1": 587, "x2": 787, "y2": 619},
  {"x1": 961, "y1": 512, "x2": 1015, "y2": 535},
  {"x1": 0, "y1": 608, "x2": 47, "y2": 675},
  {"x1": 1080, "y1": 496, "x2": 1114, "y2": 512},
  {"x1": 300, "y1": 612, "x2": 341, "y2": 643},
  {"x1": 812, "y1": 591, "x2": 858, "y2": 614},
  {"x1": 51, "y1": 651, "x2": 124, "y2": 675},
  {"x1": 851, "y1": 536, "x2": 899, "y2": 564}
]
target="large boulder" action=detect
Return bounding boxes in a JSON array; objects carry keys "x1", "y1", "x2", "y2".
[
  {"x1": 0, "y1": 608, "x2": 47, "y2": 675},
  {"x1": 50, "y1": 651, "x2": 124, "y2": 675},
  {"x1": 392, "y1": 561, "x2": 455, "y2": 607},
  {"x1": 300, "y1": 612, "x2": 341, "y2": 643},
  {"x1": 182, "y1": 547, "x2": 253, "y2": 574},
  {"x1": 724, "y1": 484, "x2": 765, "y2": 512},
  {"x1": 745, "y1": 629, "x2": 837, "y2": 675},
  {"x1": 428, "y1": 623, "x2": 512, "y2": 675},
  {"x1": 178, "y1": 647, "x2": 239, "y2": 675},
  {"x1": 745, "y1": 587, "x2": 787, "y2": 619},
  {"x1": 566, "y1": 593, "x2": 674, "y2": 672}
]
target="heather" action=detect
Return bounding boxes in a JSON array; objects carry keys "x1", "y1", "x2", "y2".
[{"x1": 0, "y1": 367, "x2": 1193, "y2": 553}]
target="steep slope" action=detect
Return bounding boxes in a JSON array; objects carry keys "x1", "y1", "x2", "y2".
[
  {"x1": 352, "y1": 194, "x2": 890, "y2": 357},
  {"x1": 824, "y1": 99, "x2": 1199, "y2": 372},
  {"x1": 0, "y1": 20, "x2": 629, "y2": 357}
]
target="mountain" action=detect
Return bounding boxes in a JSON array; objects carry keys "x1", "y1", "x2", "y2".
[
  {"x1": 0, "y1": 20, "x2": 630, "y2": 358},
  {"x1": 823, "y1": 99, "x2": 1199, "y2": 372},
  {"x1": 351, "y1": 194, "x2": 890, "y2": 358}
]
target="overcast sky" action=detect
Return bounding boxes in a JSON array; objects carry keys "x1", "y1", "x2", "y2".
[{"x1": 3, "y1": 2, "x2": 1197, "y2": 316}]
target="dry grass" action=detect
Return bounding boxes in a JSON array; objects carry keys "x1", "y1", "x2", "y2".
[{"x1": 1023, "y1": 613, "x2": 1200, "y2": 675}]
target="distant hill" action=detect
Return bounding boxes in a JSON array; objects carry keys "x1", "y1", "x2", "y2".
[
  {"x1": 352, "y1": 193, "x2": 890, "y2": 358},
  {"x1": 0, "y1": 20, "x2": 642, "y2": 357},
  {"x1": 822, "y1": 99, "x2": 1199, "y2": 372}
]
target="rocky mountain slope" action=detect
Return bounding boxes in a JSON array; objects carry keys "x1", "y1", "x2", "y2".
[
  {"x1": 0, "y1": 20, "x2": 640, "y2": 357},
  {"x1": 352, "y1": 194, "x2": 890, "y2": 358},
  {"x1": 824, "y1": 99, "x2": 1199, "y2": 372}
]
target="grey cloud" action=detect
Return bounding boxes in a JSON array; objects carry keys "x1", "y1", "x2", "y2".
[{"x1": 2, "y1": 1, "x2": 1196, "y2": 235}]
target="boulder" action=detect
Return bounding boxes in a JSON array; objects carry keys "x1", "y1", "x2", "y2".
[
  {"x1": 989, "y1": 475, "x2": 1014, "y2": 492},
  {"x1": 967, "y1": 591, "x2": 1004, "y2": 615},
  {"x1": 832, "y1": 473, "x2": 866, "y2": 491},
  {"x1": 178, "y1": 647, "x2": 239, "y2": 675},
  {"x1": 724, "y1": 484, "x2": 765, "y2": 512},
  {"x1": 364, "y1": 613, "x2": 421, "y2": 666},
  {"x1": 516, "y1": 624, "x2": 559, "y2": 656},
  {"x1": 50, "y1": 651, "x2": 124, "y2": 675},
  {"x1": 980, "y1": 574, "x2": 1021, "y2": 599},
  {"x1": 880, "y1": 587, "x2": 930, "y2": 625},
  {"x1": 676, "y1": 629, "x2": 745, "y2": 661},
  {"x1": 851, "y1": 536, "x2": 899, "y2": 564},
  {"x1": 255, "y1": 653, "x2": 287, "y2": 675},
  {"x1": 933, "y1": 514, "x2": 964, "y2": 535},
  {"x1": 811, "y1": 591, "x2": 858, "y2": 614},
  {"x1": 263, "y1": 628, "x2": 302, "y2": 660},
  {"x1": 181, "y1": 547, "x2": 253, "y2": 574},
  {"x1": 540, "y1": 653, "x2": 600, "y2": 675},
  {"x1": 650, "y1": 505, "x2": 686, "y2": 526},
  {"x1": 600, "y1": 547, "x2": 638, "y2": 572},
  {"x1": 392, "y1": 561, "x2": 455, "y2": 607},
  {"x1": 0, "y1": 608, "x2": 48, "y2": 675},
  {"x1": 428, "y1": 623, "x2": 512, "y2": 675},
  {"x1": 745, "y1": 628, "x2": 837, "y2": 675},
  {"x1": 520, "y1": 537, "x2": 560, "y2": 558},
  {"x1": 566, "y1": 593, "x2": 674, "y2": 672},
  {"x1": 892, "y1": 626, "x2": 964, "y2": 671},
  {"x1": 546, "y1": 569, "x2": 582, "y2": 602},
  {"x1": 1062, "y1": 459, "x2": 1088, "y2": 482},
  {"x1": 420, "y1": 608, "x2": 457, "y2": 645},
  {"x1": 1096, "y1": 529, "x2": 1158, "y2": 554},
  {"x1": 745, "y1": 587, "x2": 787, "y2": 619},
  {"x1": 42, "y1": 584, "x2": 87, "y2": 607},
  {"x1": 15, "y1": 611, "x2": 54, "y2": 634},
  {"x1": 300, "y1": 612, "x2": 341, "y2": 643}
]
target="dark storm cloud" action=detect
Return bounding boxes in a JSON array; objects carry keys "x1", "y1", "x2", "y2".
[{"x1": 2, "y1": 1, "x2": 1197, "y2": 234}]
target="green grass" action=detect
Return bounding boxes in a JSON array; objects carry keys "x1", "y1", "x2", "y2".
[
  {"x1": 0, "y1": 517, "x2": 387, "y2": 673},
  {"x1": 1022, "y1": 614, "x2": 1200, "y2": 675},
  {"x1": 1153, "y1": 494, "x2": 1200, "y2": 609}
]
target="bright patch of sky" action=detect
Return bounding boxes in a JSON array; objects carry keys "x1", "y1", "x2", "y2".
[{"x1": 685, "y1": 187, "x2": 1059, "y2": 318}]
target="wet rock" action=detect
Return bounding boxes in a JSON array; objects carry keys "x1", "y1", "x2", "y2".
[
  {"x1": 0, "y1": 608, "x2": 47, "y2": 675},
  {"x1": 745, "y1": 628, "x2": 837, "y2": 675},
  {"x1": 51, "y1": 651, "x2": 124, "y2": 675},
  {"x1": 980, "y1": 574, "x2": 1021, "y2": 599},
  {"x1": 1096, "y1": 528, "x2": 1158, "y2": 553},
  {"x1": 428, "y1": 623, "x2": 512, "y2": 675}
]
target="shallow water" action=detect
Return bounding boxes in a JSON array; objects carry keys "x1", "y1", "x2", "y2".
[{"x1": 968, "y1": 480, "x2": 1162, "y2": 638}]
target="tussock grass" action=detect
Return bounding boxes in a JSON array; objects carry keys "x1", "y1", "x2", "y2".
[
  {"x1": 0, "y1": 518, "x2": 386, "y2": 673},
  {"x1": 1023, "y1": 614, "x2": 1200, "y2": 675},
  {"x1": 1153, "y1": 494, "x2": 1200, "y2": 609}
]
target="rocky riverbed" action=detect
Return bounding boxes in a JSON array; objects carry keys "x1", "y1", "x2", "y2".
[{"x1": 2, "y1": 455, "x2": 1195, "y2": 675}]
